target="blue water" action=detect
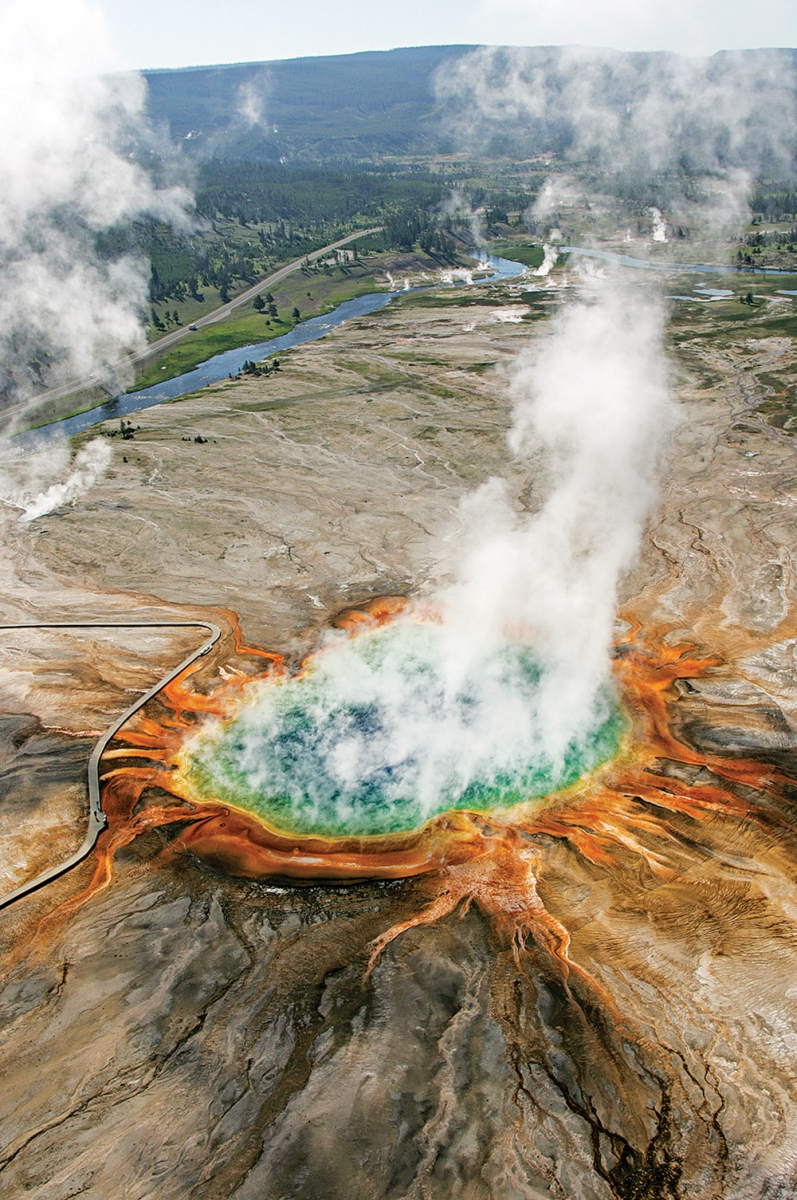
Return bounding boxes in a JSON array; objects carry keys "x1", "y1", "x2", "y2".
[
  {"x1": 561, "y1": 245, "x2": 797, "y2": 277},
  {"x1": 5, "y1": 253, "x2": 525, "y2": 457},
  {"x1": 667, "y1": 286, "x2": 736, "y2": 302},
  {"x1": 187, "y1": 621, "x2": 624, "y2": 837}
]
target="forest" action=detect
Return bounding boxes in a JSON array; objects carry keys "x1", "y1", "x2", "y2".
[{"x1": 97, "y1": 162, "x2": 534, "y2": 309}]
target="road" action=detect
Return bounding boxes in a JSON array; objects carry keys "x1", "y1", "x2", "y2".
[
  {"x1": 0, "y1": 620, "x2": 221, "y2": 911},
  {"x1": 25, "y1": 228, "x2": 383, "y2": 409}
]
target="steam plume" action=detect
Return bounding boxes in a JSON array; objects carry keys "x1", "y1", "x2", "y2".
[
  {"x1": 237, "y1": 70, "x2": 273, "y2": 129},
  {"x1": 193, "y1": 51, "x2": 694, "y2": 810},
  {"x1": 0, "y1": 0, "x2": 192, "y2": 417},
  {"x1": 188, "y1": 277, "x2": 670, "y2": 818},
  {"x1": 442, "y1": 279, "x2": 671, "y2": 760},
  {"x1": 0, "y1": 431, "x2": 114, "y2": 531},
  {"x1": 435, "y1": 47, "x2": 797, "y2": 237},
  {"x1": 649, "y1": 207, "x2": 668, "y2": 242},
  {"x1": 6, "y1": 439, "x2": 112, "y2": 523},
  {"x1": 532, "y1": 244, "x2": 559, "y2": 275},
  {"x1": 424, "y1": 44, "x2": 793, "y2": 762}
]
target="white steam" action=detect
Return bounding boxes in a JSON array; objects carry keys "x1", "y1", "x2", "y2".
[
  {"x1": 436, "y1": 46, "x2": 796, "y2": 176},
  {"x1": 441, "y1": 279, "x2": 671, "y2": 760},
  {"x1": 435, "y1": 47, "x2": 797, "y2": 236},
  {"x1": 237, "y1": 69, "x2": 272, "y2": 129},
  {"x1": 190, "y1": 276, "x2": 671, "y2": 809},
  {"x1": 0, "y1": 0, "x2": 192, "y2": 413},
  {"x1": 413, "y1": 47, "x2": 791, "y2": 770},
  {"x1": 0, "y1": 438, "x2": 111, "y2": 523},
  {"x1": 532, "y1": 244, "x2": 559, "y2": 276},
  {"x1": 649, "y1": 207, "x2": 668, "y2": 243}
]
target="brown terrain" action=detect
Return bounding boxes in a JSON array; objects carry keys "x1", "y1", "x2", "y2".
[{"x1": 1, "y1": 269, "x2": 797, "y2": 1199}]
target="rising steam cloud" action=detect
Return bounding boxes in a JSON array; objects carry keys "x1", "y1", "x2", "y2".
[
  {"x1": 18, "y1": 439, "x2": 111, "y2": 523},
  {"x1": 0, "y1": 0, "x2": 192, "y2": 415},
  {"x1": 442, "y1": 280, "x2": 671, "y2": 760},
  {"x1": 237, "y1": 69, "x2": 273, "y2": 129},
  {"x1": 190, "y1": 48, "x2": 701, "y2": 816},
  {"x1": 189, "y1": 279, "x2": 671, "y2": 821},
  {"x1": 428, "y1": 44, "x2": 792, "y2": 759},
  {"x1": 436, "y1": 46, "x2": 797, "y2": 235},
  {"x1": 0, "y1": 435, "x2": 112, "y2": 523}
]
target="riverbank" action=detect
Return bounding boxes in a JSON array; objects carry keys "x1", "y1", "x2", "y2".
[
  {"x1": 132, "y1": 275, "x2": 382, "y2": 391},
  {"x1": 3, "y1": 254, "x2": 525, "y2": 457}
]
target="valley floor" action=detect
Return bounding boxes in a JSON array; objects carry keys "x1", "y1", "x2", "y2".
[{"x1": 2, "y1": 266, "x2": 797, "y2": 1199}]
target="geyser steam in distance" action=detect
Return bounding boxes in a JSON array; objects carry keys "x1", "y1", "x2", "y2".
[
  {"x1": 184, "y1": 280, "x2": 669, "y2": 837},
  {"x1": 435, "y1": 46, "x2": 797, "y2": 242},
  {"x1": 0, "y1": 0, "x2": 191, "y2": 415}
]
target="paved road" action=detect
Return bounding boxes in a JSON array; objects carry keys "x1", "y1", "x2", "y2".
[
  {"x1": 27, "y1": 228, "x2": 382, "y2": 409},
  {"x1": 0, "y1": 620, "x2": 221, "y2": 911}
]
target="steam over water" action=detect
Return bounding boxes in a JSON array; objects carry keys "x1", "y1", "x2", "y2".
[
  {"x1": 187, "y1": 280, "x2": 668, "y2": 837},
  {"x1": 186, "y1": 621, "x2": 624, "y2": 837}
]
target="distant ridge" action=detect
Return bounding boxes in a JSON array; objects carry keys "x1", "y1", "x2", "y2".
[
  {"x1": 143, "y1": 44, "x2": 797, "y2": 165},
  {"x1": 143, "y1": 45, "x2": 475, "y2": 162}
]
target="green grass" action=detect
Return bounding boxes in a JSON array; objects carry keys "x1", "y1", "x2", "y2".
[
  {"x1": 148, "y1": 284, "x2": 230, "y2": 334},
  {"x1": 671, "y1": 307, "x2": 797, "y2": 349},
  {"x1": 132, "y1": 266, "x2": 384, "y2": 390},
  {"x1": 664, "y1": 273, "x2": 797, "y2": 347},
  {"x1": 133, "y1": 314, "x2": 296, "y2": 390},
  {"x1": 487, "y1": 242, "x2": 546, "y2": 269}
]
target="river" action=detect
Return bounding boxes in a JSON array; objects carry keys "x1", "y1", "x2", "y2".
[
  {"x1": 561, "y1": 244, "x2": 796, "y2": 275},
  {"x1": 7, "y1": 244, "x2": 791, "y2": 458},
  {"x1": 5, "y1": 253, "x2": 525, "y2": 457}
]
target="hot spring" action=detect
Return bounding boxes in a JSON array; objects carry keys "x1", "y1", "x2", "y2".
[{"x1": 183, "y1": 620, "x2": 625, "y2": 838}]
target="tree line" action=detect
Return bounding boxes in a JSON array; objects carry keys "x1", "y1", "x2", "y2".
[{"x1": 96, "y1": 162, "x2": 535, "y2": 306}]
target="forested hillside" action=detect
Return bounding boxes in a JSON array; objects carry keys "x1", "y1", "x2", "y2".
[{"x1": 144, "y1": 45, "x2": 472, "y2": 161}]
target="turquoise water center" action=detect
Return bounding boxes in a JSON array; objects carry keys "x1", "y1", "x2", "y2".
[{"x1": 186, "y1": 621, "x2": 625, "y2": 837}]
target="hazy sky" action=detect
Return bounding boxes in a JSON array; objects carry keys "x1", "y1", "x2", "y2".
[{"x1": 99, "y1": 0, "x2": 797, "y2": 72}]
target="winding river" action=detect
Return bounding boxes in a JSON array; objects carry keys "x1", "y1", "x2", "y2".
[
  {"x1": 7, "y1": 244, "x2": 793, "y2": 458},
  {"x1": 7, "y1": 253, "x2": 525, "y2": 457}
]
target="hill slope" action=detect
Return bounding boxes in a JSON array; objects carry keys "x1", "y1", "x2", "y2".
[{"x1": 143, "y1": 45, "x2": 474, "y2": 161}]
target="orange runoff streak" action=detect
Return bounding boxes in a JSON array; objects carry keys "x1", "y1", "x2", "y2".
[{"x1": 39, "y1": 601, "x2": 794, "y2": 988}]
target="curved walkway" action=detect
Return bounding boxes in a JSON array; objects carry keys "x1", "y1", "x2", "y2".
[{"x1": 0, "y1": 620, "x2": 221, "y2": 912}]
